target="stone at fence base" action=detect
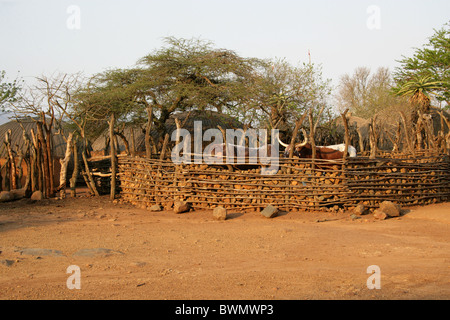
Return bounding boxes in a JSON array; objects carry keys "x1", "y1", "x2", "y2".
[
  {"x1": 164, "y1": 201, "x2": 174, "y2": 211},
  {"x1": 373, "y1": 209, "x2": 388, "y2": 220},
  {"x1": 31, "y1": 191, "x2": 43, "y2": 201},
  {"x1": 173, "y1": 201, "x2": 190, "y2": 214},
  {"x1": 379, "y1": 201, "x2": 401, "y2": 217},
  {"x1": 353, "y1": 204, "x2": 368, "y2": 215},
  {"x1": 0, "y1": 191, "x2": 12, "y2": 202},
  {"x1": 212, "y1": 206, "x2": 227, "y2": 221},
  {"x1": 149, "y1": 204, "x2": 162, "y2": 212},
  {"x1": 10, "y1": 189, "x2": 26, "y2": 200},
  {"x1": 261, "y1": 205, "x2": 279, "y2": 218}
]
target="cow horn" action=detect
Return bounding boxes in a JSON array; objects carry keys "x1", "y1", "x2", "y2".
[
  {"x1": 276, "y1": 132, "x2": 289, "y2": 148},
  {"x1": 295, "y1": 129, "x2": 308, "y2": 147}
]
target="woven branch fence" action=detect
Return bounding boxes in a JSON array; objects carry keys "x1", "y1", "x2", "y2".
[{"x1": 116, "y1": 152, "x2": 450, "y2": 212}]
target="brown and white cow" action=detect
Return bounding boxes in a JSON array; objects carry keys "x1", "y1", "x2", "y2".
[{"x1": 278, "y1": 129, "x2": 346, "y2": 160}]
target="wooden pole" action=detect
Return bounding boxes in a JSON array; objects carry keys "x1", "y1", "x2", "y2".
[
  {"x1": 130, "y1": 127, "x2": 136, "y2": 157},
  {"x1": 58, "y1": 132, "x2": 74, "y2": 199},
  {"x1": 5, "y1": 130, "x2": 17, "y2": 190},
  {"x1": 145, "y1": 106, "x2": 153, "y2": 159},
  {"x1": 30, "y1": 129, "x2": 42, "y2": 193},
  {"x1": 341, "y1": 109, "x2": 349, "y2": 160},
  {"x1": 369, "y1": 116, "x2": 378, "y2": 159},
  {"x1": 399, "y1": 112, "x2": 415, "y2": 157},
  {"x1": 308, "y1": 109, "x2": 317, "y2": 164},
  {"x1": 110, "y1": 113, "x2": 117, "y2": 200},
  {"x1": 357, "y1": 127, "x2": 365, "y2": 153},
  {"x1": 69, "y1": 137, "x2": 79, "y2": 197},
  {"x1": 36, "y1": 121, "x2": 50, "y2": 197},
  {"x1": 159, "y1": 133, "x2": 170, "y2": 160}
]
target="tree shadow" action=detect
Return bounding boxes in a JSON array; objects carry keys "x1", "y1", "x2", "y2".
[
  {"x1": 400, "y1": 208, "x2": 411, "y2": 216},
  {"x1": 226, "y1": 212, "x2": 244, "y2": 220}
]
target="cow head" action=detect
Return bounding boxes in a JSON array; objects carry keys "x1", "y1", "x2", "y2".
[{"x1": 277, "y1": 129, "x2": 308, "y2": 157}]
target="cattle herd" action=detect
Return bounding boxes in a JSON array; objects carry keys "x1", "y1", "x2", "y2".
[{"x1": 209, "y1": 129, "x2": 357, "y2": 163}]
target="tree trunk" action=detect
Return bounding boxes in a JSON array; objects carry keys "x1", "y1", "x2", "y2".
[
  {"x1": 159, "y1": 133, "x2": 170, "y2": 160},
  {"x1": 288, "y1": 112, "x2": 308, "y2": 159},
  {"x1": 341, "y1": 109, "x2": 350, "y2": 160},
  {"x1": 369, "y1": 117, "x2": 378, "y2": 159},
  {"x1": 70, "y1": 138, "x2": 79, "y2": 197},
  {"x1": 30, "y1": 129, "x2": 42, "y2": 193},
  {"x1": 130, "y1": 127, "x2": 136, "y2": 157},
  {"x1": 59, "y1": 132, "x2": 74, "y2": 199},
  {"x1": 5, "y1": 130, "x2": 17, "y2": 190},
  {"x1": 16, "y1": 154, "x2": 23, "y2": 189},
  {"x1": 24, "y1": 157, "x2": 31, "y2": 195},
  {"x1": 145, "y1": 106, "x2": 154, "y2": 159},
  {"x1": 81, "y1": 137, "x2": 99, "y2": 197},
  {"x1": 36, "y1": 121, "x2": 50, "y2": 198},
  {"x1": 357, "y1": 127, "x2": 365, "y2": 153},
  {"x1": 44, "y1": 126, "x2": 54, "y2": 197},
  {"x1": 308, "y1": 110, "x2": 316, "y2": 162}
]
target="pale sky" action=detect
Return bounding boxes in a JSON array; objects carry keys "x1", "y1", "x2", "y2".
[{"x1": 0, "y1": 0, "x2": 449, "y2": 122}]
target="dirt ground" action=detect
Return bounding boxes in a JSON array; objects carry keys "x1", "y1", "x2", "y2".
[{"x1": 1, "y1": 190, "x2": 449, "y2": 300}]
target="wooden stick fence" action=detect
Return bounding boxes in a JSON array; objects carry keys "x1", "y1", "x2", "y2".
[{"x1": 116, "y1": 152, "x2": 450, "y2": 212}]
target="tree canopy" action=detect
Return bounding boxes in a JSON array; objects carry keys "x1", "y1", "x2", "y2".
[
  {"x1": 0, "y1": 71, "x2": 21, "y2": 112},
  {"x1": 393, "y1": 22, "x2": 450, "y2": 108},
  {"x1": 335, "y1": 67, "x2": 401, "y2": 119}
]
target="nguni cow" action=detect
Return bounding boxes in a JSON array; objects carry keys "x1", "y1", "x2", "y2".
[
  {"x1": 317, "y1": 143, "x2": 357, "y2": 157},
  {"x1": 277, "y1": 129, "x2": 356, "y2": 159},
  {"x1": 208, "y1": 142, "x2": 278, "y2": 164}
]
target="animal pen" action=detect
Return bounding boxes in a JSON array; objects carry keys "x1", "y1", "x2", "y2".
[
  {"x1": 2, "y1": 110, "x2": 449, "y2": 213},
  {"x1": 116, "y1": 152, "x2": 450, "y2": 212},
  {"x1": 114, "y1": 110, "x2": 450, "y2": 212}
]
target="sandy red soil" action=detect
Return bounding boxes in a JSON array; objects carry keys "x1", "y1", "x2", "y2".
[{"x1": 1, "y1": 191, "x2": 449, "y2": 300}]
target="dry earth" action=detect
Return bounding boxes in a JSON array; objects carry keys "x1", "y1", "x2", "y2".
[{"x1": 1, "y1": 190, "x2": 449, "y2": 300}]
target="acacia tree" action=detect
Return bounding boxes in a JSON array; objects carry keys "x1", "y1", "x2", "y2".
[
  {"x1": 335, "y1": 66, "x2": 401, "y2": 119},
  {"x1": 393, "y1": 22, "x2": 449, "y2": 109},
  {"x1": 0, "y1": 71, "x2": 21, "y2": 111},
  {"x1": 240, "y1": 59, "x2": 332, "y2": 140},
  {"x1": 76, "y1": 37, "x2": 264, "y2": 157}
]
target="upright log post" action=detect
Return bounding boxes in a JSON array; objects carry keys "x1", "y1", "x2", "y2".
[
  {"x1": 341, "y1": 109, "x2": 350, "y2": 160},
  {"x1": 130, "y1": 127, "x2": 136, "y2": 157},
  {"x1": 58, "y1": 132, "x2": 74, "y2": 199},
  {"x1": 159, "y1": 133, "x2": 170, "y2": 160},
  {"x1": 5, "y1": 130, "x2": 17, "y2": 190},
  {"x1": 145, "y1": 106, "x2": 153, "y2": 159},
  {"x1": 399, "y1": 112, "x2": 415, "y2": 157},
  {"x1": 30, "y1": 129, "x2": 42, "y2": 193},
  {"x1": 357, "y1": 127, "x2": 365, "y2": 154},
  {"x1": 369, "y1": 116, "x2": 378, "y2": 159},
  {"x1": 110, "y1": 113, "x2": 117, "y2": 200},
  {"x1": 69, "y1": 137, "x2": 79, "y2": 197},
  {"x1": 36, "y1": 121, "x2": 50, "y2": 198},
  {"x1": 81, "y1": 141, "x2": 99, "y2": 197},
  {"x1": 218, "y1": 125, "x2": 233, "y2": 172}
]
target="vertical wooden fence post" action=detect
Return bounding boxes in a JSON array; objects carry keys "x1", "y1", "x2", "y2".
[{"x1": 110, "y1": 113, "x2": 116, "y2": 200}]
